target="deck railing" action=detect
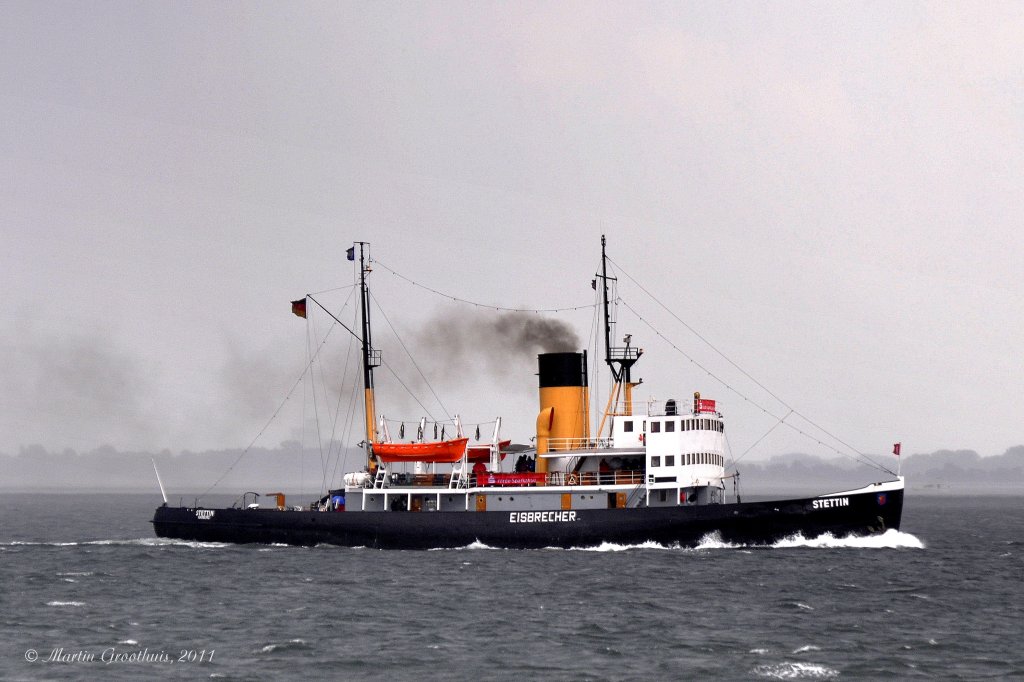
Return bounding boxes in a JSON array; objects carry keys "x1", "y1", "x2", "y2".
[
  {"x1": 544, "y1": 437, "x2": 615, "y2": 451},
  {"x1": 371, "y1": 470, "x2": 646, "y2": 488}
]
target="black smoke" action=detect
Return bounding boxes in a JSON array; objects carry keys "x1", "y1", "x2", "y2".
[{"x1": 413, "y1": 309, "x2": 581, "y2": 378}]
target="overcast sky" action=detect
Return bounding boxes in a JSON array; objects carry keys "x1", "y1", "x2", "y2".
[{"x1": 3, "y1": 2, "x2": 1022, "y2": 464}]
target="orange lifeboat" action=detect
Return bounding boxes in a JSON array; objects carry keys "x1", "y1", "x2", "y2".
[
  {"x1": 372, "y1": 438, "x2": 469, "y2": 463},
  {"x1": 466, "y1": 439, "x2": 512, "y2": 463}
]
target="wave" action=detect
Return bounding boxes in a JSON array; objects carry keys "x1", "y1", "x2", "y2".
[
  {"x1": 1, "y1": 538, "x2": 230, "y2": 549},
  {"x1": 752, "y1": 662, "x2": 839, "y2": 679},
  {"x1": 564, "y1": 540, "x2": 679, "y2": 552},
  {"x1": 46, "y1": 601, "x2": 85, "y2": 607},
  {"x1": 770, "y1": 529, "x2": 924, "y2": 549},
  {"x1": 421, "y1": 529, "x2": 922, "y2": 552},
  {"x1": 257, "y1": 639, "x2": 310, "y2": 654}
]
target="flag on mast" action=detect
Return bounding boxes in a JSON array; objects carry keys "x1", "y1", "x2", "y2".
[
  {"x1": 347, "y1": 246, "x2": 356, "y2": 261},
  {"x1": 291, "y1": 298, "x2": 307, "y2": 318},
  {"x1": 893, "y1": 442, "x2": 901, "y2": 456}
]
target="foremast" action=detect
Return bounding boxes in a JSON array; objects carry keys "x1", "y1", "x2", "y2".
[{"x1": 355, "y1": 242, "x2": 381, "y2": 470}]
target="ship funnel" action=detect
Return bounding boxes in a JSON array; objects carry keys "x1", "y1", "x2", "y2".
[{"x1": 535, "y1": 352, "x2": 590, "y2": 473}]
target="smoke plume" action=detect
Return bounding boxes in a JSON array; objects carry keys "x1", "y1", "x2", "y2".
[{"x1": 413, "y1": 309, "x2": 581, "y2": 378}]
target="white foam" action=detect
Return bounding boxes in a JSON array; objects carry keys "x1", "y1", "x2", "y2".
[
  {"x1": 793, "y1": 645, "x2": 821, "y2": 653},
  {"x1": 3, "y1": 538, "x2": 230, "y2": 548},
  {"x1": 47, "y1": 601, "x2": 85, "y2": 607},
  {"x1": 258, "y1": 639, "x2": 306, "y2": 653},
  {"x1": 427, "y1": 540, "x2": 499, "y2": 551},
  {"x1": 695, "y1": 532, "x2": 743, "y2": 550},
  {"x1": 118, "y1": 639, "x2": 139, "y2": 645},
  {"x1": 566, "y1": 540, "x2": 676, "y2": 552},
  {"x1": 752, "y1": 662, "x2": 839, "y2": 679},
  {"x1": 771, "y1": 529, "x2": 924, "y2": 549}
]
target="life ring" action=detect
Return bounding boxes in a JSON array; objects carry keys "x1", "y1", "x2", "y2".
[{"x1": 566, "y1": 472, "x2": 579, "y2": 485}]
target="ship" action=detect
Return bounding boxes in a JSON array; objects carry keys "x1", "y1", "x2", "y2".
[{"x1": 152, "y1": 238, "x2": 904, "y2": 549}]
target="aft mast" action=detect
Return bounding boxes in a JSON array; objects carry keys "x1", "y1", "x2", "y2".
[{"x1": 597, "y1": 235, "x2": 642, "y2": 431}]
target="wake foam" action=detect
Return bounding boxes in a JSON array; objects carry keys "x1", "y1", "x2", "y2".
[
  {"x1": 752, "y1": 662, "x2": 839, "y2": 679},
  {"x1": 1, "y1": 538, "x2": 230, "y2": 549},
  {"x1": 771, "y1": 529, "x2": 924, "y2": 549},
  {"x1": 565, "y1": 540, "x2": 678, "y2": 552},
  {"x1": 257, "y1": 639, "x2": 309, "y2": 654}
]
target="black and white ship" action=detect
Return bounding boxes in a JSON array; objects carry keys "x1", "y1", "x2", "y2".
[{"x1": 153, "y1": 238, "x2": 904, "y2": 549}]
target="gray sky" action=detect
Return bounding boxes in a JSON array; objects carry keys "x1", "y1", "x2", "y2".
[{"x1": 3, "y1": 2, "x2": 1022, "y2": 463}]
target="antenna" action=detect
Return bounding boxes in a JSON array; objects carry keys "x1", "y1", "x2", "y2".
[{"x1": 151, "y1": 458, "x2": 168, "y2": 505}]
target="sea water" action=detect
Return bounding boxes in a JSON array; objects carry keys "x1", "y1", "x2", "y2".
[{"x1": 1, "y1": 493, "x2": 1020, "y2": 680}]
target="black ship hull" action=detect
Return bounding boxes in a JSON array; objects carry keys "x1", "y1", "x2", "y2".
[{"x1": 152, "y1": 484, "x2": 903, "y2": 550}]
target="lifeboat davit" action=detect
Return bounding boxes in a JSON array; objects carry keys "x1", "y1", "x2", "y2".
[{"x1": 373, "y1": 438, "x2": 469, "y2": 463}]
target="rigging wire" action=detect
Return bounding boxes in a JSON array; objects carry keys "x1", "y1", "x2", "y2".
[
  {"x1": 321, "y1": 297, "x2": 359, "y2": 489},
  {"x1": 617, "y1": 296, "x2": 893, "y2": 476},
  {"x1": 308, "y1": 283, "x2": 358, "y2": 297},
  {"x1": 732, "y1": 409, "x2": 794, "y2": 468},
  {"x1": 377, "y1": 359, "x2": 443, "y2": 424},
  {"x1": 607, "y1": 256, "x2": 892, "y2": 475},
  {"x1": 374, "y1": 259, "x2": 596, "y2": 313},
  {"x1": 198, "y1": 319, "x2": 343, "y2": 499},
  {"x1": 310, "y1": 289, "x2": 362, "y2": 495},
  {"x1": 308, "y1": 314, "x2": 329, "y2": 495},
  {"x1": 330, "y1": 372, "x2": 362, "y2": 487},
  {"x1": 369, "y1": 291, "x2": 452, "y2": 423}
]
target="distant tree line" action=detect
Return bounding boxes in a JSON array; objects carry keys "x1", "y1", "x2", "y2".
[{"x1": 1, "y1": 443, "x2": 1021, "y2": 493}]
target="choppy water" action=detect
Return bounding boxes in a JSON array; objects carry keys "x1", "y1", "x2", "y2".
[{"x1": 1, "y1": 493, "x2": 1021, "y2": 680}]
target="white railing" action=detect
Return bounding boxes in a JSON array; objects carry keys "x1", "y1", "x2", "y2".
[{"x1": 544, "y1": 437, "x2": 615, "y2": 451}]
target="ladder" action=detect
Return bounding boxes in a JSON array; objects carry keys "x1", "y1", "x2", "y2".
[
  {"x1": 626, "y1": 482, "x2": 647, "y2": 508},
  {"x1": 449, "y1": 461, "x2": 467, "y2": 489}
]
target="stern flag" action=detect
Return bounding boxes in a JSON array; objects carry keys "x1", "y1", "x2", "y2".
[
  {"x1": 346, "y1": 246, "x2": 356, "y2": 261},
  {"x1": 893, "y1": 442, "x2": 901, "y2": 456},
  {"x1": 291, "y1": 298, "x2": 307, "y2": 319}
]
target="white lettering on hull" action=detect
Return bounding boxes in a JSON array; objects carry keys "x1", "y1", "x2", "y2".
[
  {"x1": 196, "y1": 509, "x2": 215, "y2": 520},
  {"x1": 509, "y1": 511, "x2": 578, "y2": 524},
  {"x1": 812, "y1": 497, "x2": 850, "y2": 510}
]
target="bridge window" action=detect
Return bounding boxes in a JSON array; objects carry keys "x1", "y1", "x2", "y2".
[
  {"x1": 651, "y1": 421, "x2": 661, "y2": 433},
  {"x1": 666, "y1": 455, "x2": 675, "y2": 466},
  {"x1": 665, "y1": 421, "x2": 675, "y2": 433},
  {"x1": 651, "y1": 456, "x2": 661, "y2": 467},
  {"x1": 623, "y1": 420, "x2": 633, "y2": 433}
]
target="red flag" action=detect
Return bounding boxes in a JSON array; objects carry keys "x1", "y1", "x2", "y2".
[
  {"x1": 291, "y1": 298, "x2": 307, "y2": 319},
  {"x1": 893, "y1": 442, "x2": 901, "y2": 456}
]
